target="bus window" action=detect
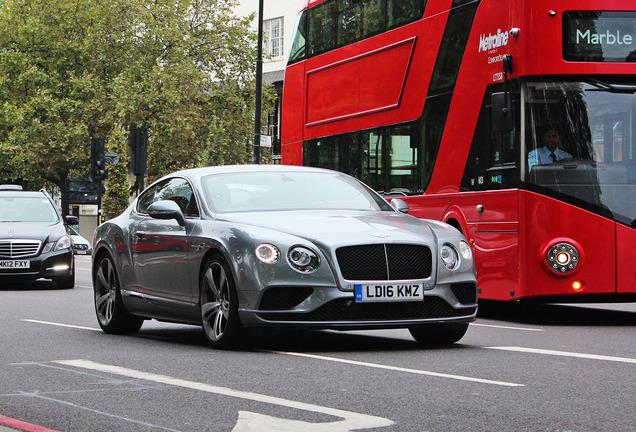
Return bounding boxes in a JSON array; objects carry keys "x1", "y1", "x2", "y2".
[
  {"x1": 288, "y1": 12, "x2": 307, "y2": 63},
  {"x1": 524, "y1": 80, "x2": 636, "y2": 225},
  {"x1": 461, "y1": 83, "x2": 520, "y2": 191},
  {"x1": 387, "y1": 124, "x2": 419, "y2": 194},
  {"x1": 387, "y1": 0, "x2": 425, "y2": 29},
  {"x1": 309, "y1": 1, "x2": 338, "y2": 56}
]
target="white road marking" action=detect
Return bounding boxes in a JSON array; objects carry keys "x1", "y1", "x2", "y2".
[
  {"x1": 472, "y1": 323, "x2": 544, "y2": 332},
  {"x1": 486, "y1": 346, "x2": 636, "y2": 364},
  {"x1": 22, "y1": 319, "x2": 100, "y2": 331},
  {"x1": 274, "y1": 351, "x2": 524, "y2": 387},
  {"x1": 54, "y1": 360, "x2": 394, "y2": 432}
]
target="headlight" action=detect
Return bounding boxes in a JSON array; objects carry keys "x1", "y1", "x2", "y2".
[
  {"x1": 54, "y1": 235, "x2": 72, "y2": 251},
  {"x1": 255, "y1": 243, "x2": 280, "y2": 264},
  {"x1": 43, "y1": 236, "x2": 72, "y2": 253},
  {"x1": 441, "y1": 244, "x2": 459, "y2": 270},
  {"x1": 287, "y1": 246, "x2": 320, "y2": 273},
  {"x1": 459, "y1": 241, "x2": 472, "y2": 260}
]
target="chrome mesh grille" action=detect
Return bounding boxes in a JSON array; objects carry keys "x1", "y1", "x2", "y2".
[
  {"x1": 0, "y1": 240, "x2": 41, "y2": 258},
  {"x1": 335, "y1": 244, "x2": 432, "y2": 281}
]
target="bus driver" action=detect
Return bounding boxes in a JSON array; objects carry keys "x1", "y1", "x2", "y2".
[{"x1": 528, "y1": 127, "x2": 573, "y2": 171}]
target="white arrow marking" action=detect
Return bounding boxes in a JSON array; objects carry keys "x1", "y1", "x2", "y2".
[{"x1": 55, "y1": 360, "x2": 393, "y2": 432}]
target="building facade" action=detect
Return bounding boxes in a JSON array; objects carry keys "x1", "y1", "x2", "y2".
[{"x1": 235, "y1": 0, "x2": 303, "y2": 159}]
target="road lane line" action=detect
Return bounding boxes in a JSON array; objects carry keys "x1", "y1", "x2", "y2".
[
  {"x1": 22, "y1": 319, "x2": 100, "y2": 332},
  {"x1": 274, "y1": 351, "x2": 524, "y2": 387},
  {"x1": 54, "y1": 360, "x2": 394, "y2": 431},
  {"x1": 472, "y1": 323, "x2": 544, "y2": 332},
  {"x1": 486, "y1": 346, "x2": 636, "y2": 364}
]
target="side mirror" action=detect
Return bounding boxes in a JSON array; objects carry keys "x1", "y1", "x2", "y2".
[
  {"x1": 147, "y1": 200, "x2": 186, "y2": 226},
  {"x1": 65, "y1": 215, "x2": 79, "y2": 225},
  {"x1": 391, "y1": 198, "x2": 410, "y2": 213},
  {"x1": 492, "y1": 92, "x2": 513, "y2": 132}
]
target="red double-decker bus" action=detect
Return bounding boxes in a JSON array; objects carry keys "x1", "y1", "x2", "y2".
[{"x1": 281, "y1": 0, "x2": 636, "y2": 301}]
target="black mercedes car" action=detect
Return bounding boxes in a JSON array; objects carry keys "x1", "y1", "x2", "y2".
[{"x1": 0, "y1": 185, "x2": 77, "y2": 288}]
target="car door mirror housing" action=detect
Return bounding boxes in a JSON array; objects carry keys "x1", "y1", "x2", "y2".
[
  {"x1": 147, "y1": 200, "x2": 186, "y2": 226},
  {"x1": 391, "y1": 198, "x2": 409, "y2": 213},
  {"x1": 65, "y1": 215, "x2": 80, "y2": 225}
]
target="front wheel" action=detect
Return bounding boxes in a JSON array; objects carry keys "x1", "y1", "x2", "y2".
[
  {"x1": 200, "y1": 255, "x2": 242, "y2": 349},
  {"x1": 94, "y1": 255, "x2": 143, "y2": 334},
  {"x1": 408, "y1": 322, "x2": 469, "y2": 345}
]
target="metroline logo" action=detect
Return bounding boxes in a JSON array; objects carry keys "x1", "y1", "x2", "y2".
[{"x1": 479, "y1": 29, "x2": 509, "y2": 52}]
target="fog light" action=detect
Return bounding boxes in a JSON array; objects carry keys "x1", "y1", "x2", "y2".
[{"x1": 546, "y1": 242, "x2": 579, "y2": 274}]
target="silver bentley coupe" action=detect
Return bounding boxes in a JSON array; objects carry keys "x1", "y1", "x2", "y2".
[{"x1": 92, "y1": 165, "x2": 478, "y2": 348}]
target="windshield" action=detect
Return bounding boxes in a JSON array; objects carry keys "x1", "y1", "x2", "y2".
[
  {"x1": 202, "y1": 171, "x2": 393, "y2": 213},
  {"x1": 524, "y1": 80, "x2": 636, "y2": 226},
  {"x1": 0, "y1": 197, "x2": 59, "y2": 223}
]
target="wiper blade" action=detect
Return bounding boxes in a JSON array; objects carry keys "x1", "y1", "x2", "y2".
[{"x1": 587, "y1": 79, "x2": 636, "y2": 94}]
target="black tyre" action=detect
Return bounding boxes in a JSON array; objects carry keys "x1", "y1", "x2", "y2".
[
  {"x1": 200, "y1": 255, "x2": 242, "y2": 349},
  {"x1": 94, "y1": 255, "x2": 143, "y2": 334},
  {"x1": 408, "y1": 322, "x2": 469, "y2": 345}
]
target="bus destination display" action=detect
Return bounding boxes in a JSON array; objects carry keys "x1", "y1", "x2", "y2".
[{"x1": 563, "y1": 11, "x2": 636, "y2": 62}]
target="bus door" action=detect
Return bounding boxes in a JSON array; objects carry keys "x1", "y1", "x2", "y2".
[{"x1": 588, "y1": 96, "x2": 636, "y2": 294}]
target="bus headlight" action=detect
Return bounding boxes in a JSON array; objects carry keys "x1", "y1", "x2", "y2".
[
  {"x1": 546, "y1": 242, "x2": 580, "y2": 274},
  {"x1": 441, "y1": 244, "x2": 459, "y2": 270}
]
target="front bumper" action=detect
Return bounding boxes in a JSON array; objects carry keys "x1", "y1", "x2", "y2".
[
  {"x1": 0, "y1": 249, "x2": 74, "y2": 281},
  {"x1": 239, "y1": 282, "x2": 478, "y2": 329}
]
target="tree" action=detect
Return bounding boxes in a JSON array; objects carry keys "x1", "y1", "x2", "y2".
[{"x1": 0, "y1": 0, "x2": 272, "y2": 216}]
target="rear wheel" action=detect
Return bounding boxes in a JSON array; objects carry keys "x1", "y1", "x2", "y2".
[
  {"x1": 408, "y1": 322, "x2": 469, "y2": 345},
  {"x1": 94, "y1": 255, "x2": 143, "y2": 334},
  {"x1": 200, "y1": 255, "x2": 242, "y2": 349}
]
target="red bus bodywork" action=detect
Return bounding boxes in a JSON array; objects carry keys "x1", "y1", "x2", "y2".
[{"x1": 282, "y1": 0, "x2": 636, "y2": 301}]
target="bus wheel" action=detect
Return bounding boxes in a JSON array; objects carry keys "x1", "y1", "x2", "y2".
[{"x1": 408, "y1": 322, "x2": 469, "y2": 345}]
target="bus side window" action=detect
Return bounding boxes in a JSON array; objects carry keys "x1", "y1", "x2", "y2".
[{"x1": 460, "y1": 85, "x2": 519, "y2": 191}]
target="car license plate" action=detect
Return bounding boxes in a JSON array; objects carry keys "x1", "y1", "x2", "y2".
[
  {"x1": 355, "y1": 283, "x2": 423, "y2": 302},
  {"x1": 0, "y1": 260, "x2": 30, "y2": 269},
  {"x1": 75, "y1": 250, "x2": 88, "y2": 255}
]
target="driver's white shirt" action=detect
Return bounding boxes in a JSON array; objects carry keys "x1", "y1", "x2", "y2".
[{"x1": 528, "y1": 147, "x2": 572, "y2": 171}]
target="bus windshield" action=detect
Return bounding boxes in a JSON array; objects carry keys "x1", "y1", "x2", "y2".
[{"x1": 525, "y1": 80, "x2": 636, "y2": 226}]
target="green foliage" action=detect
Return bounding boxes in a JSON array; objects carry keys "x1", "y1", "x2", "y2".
[
  {"x1": 101, "y1": 128, "x2": 132, "y2": 218},
  {"x1": 0, "y1": 0, "x2": 274, "y2": 213}
]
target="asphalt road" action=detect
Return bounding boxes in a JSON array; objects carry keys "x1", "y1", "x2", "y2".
[{"x1": 1, "y1": 256, "x2": 635, "y2": 432}]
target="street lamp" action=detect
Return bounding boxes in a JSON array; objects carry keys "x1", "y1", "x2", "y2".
[{"x1": 253, "y1": 0, "x2": 264, "y2": 164}]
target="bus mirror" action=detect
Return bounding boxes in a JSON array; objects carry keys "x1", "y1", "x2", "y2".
[{"x1": 492, "y1": 92, "x2": 513, "y2": 132}]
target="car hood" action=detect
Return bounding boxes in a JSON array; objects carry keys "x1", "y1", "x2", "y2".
[
  {"x1": 219, "y1": 210, "x2": 437, "y2": 245},
  {"x1": 0, "y1": 222, "x2": 64, "y2": 241}
]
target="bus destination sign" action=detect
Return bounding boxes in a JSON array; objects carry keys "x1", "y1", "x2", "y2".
[{"x1": 563, "y1": 11, "x2": 636, "y2": 62}]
